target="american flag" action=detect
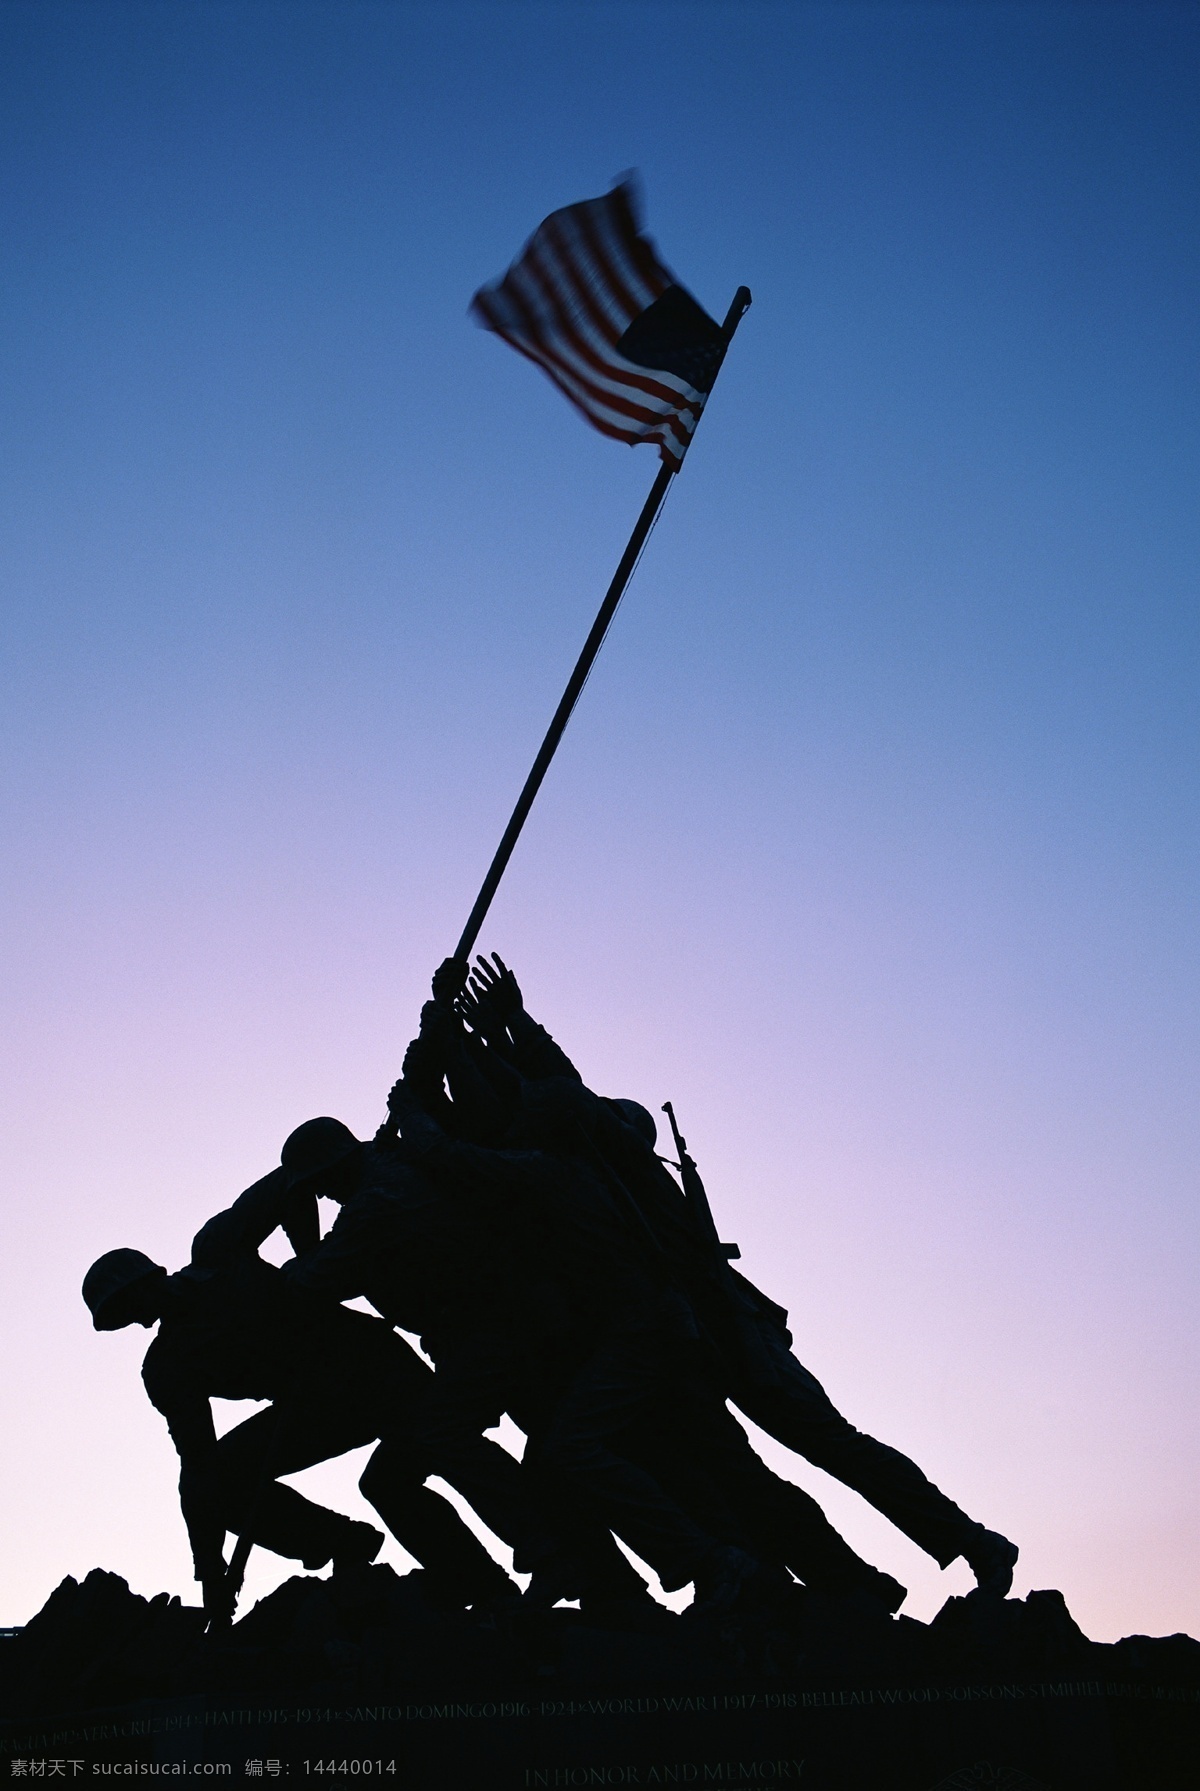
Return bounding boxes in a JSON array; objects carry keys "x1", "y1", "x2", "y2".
[{"x1": 470, "y1": 180, "x2": 726, "y2": 469}]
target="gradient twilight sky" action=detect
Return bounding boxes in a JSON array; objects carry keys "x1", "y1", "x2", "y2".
[{"x1": 1, "y1": 1, "x2": 1197, "y2": 1640}]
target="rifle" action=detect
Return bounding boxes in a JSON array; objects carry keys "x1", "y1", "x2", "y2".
[
  {"x1": 661, "y1": 1102, "x2": 740, "y2": 1269},
  {"x1": 662, "y1": 1104, "x2": 796, "y2": 1381}
]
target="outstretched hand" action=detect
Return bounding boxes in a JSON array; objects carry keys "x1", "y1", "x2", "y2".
[
  {"x1": 455, "y1": 980, "x2": 504, "y2": 1046},
  {"x1": 467, "y1": 953, "x2": 523, "y2": 1020}
]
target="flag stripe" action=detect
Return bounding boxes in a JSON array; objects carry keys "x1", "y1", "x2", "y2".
[
  {"x1": 590, "y1": 184, "x2": 670, "y2": 310},
  {"x1": 541, "y1": 212, "x2": 625, "y2": 349},
  {"x1": 575, "y1": 201, "x2": 654, "y2": 323},
  {"x1": 490, "y1": 319, "x2": 699, "y2": 449},
  {"x1": 471, "y1": 180, "x2": 719, "y2": 468},
  {"x1": 609, "y1": 184, "x2": 672, "y2": 300},
  {"x1": 570, "y1": 206, "x2": 644, "y2": 330},
  {"x1": 521, "y1": 233, "x2": 620, "y2": 362},
  {"x1": 515, "y1": 241, "x2": 697, "y2": 412},
  {"x1": 496, "y1": 241, "x2": 706, "y2": 439},
  {"x1": 510, "y1": 337, "x2": 696, "y2": 463},
  {"x1": 484, "y1": 325, "x2": 690, "y2": 454}
]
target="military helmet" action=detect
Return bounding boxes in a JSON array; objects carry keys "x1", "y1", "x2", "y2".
[
  {"x1": 82, "y1": 1249, "x2": 166, "y2": 1331},
  {"x1": 609, "y1": 1099, "x2": 657, "y2": 1149},
  {"x1": 281, "y1": 1116, "x2": 362, "y2": 1188}
]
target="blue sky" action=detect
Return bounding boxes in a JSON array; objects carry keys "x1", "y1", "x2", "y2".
[{"x1": 2, "y1": 2, "x2": 1197, "y2": 1636}]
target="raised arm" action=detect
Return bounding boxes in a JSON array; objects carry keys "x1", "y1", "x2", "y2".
[
  {"x1": 386, "y1": 1074, "x2": 537, "y2": 1209},
  {"x1": 283, "y1": 1195, "x2": 383, "y2": 1308},
  {"x1": 467, "y1": 954, "x2": 583, "y2": 1084},
  {"x1": 188, "y1": 1167, "x2": 319, "y2": 1270},
  {"x1": 405, "y1": 967, "x2": 513, "y2": 1142}
]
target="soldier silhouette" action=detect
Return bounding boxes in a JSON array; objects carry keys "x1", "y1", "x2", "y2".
[
  {"x1": 453, "y1": 953, "x2": 1019, "y2": 1600},
  {"x1": 82, "y1": 1164, "x2": 520, "y2": 1624}
]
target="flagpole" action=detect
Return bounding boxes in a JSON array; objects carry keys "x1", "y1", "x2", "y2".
[{"x1": 453, "y1": 285, "x2": 752, "y2": 965}]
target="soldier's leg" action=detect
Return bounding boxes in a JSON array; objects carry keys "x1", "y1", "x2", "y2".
[
  {"x1": 731, "y1": 1358, "x2": 977, "y2": 1569},
  {"x1": 640, "y1": 1396, "x2": 905, "y2": 1608},
  {"x1": 531, "y1": 1324, "x2": 733, "y2": 1594},
  {"x1": 216, "y1": 1371, "x2": 514, "y2": 1594},
  {"x1": 499, "y1": 1379, "x2": 654, "y2": 1608},
  {"x1": 356, "y1": 1441, "x2": 515, "y2": 1603},
  {"x1": 383, "y1": 1343, "x2": 529, "y2": 1550},
  {"x1": 215, "y1": 1402, "x2": 381, "y2": 1568},
  {"x1": 373, "y1": 1341, "x2": 648, "y2": 1605},
  {"x1": 321, "y1": 1336, "x2": 520, "y2": 1599}
]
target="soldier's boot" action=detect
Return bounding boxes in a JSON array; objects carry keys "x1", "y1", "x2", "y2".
[
  {"x1": 522, "y1": 1527, "x2": 649, "y2": 1611},
  {"x1": 359, "y1": 1446, "x2": 519, "y2": 1608},
  {"x1": 690, "y1": 1545, "x2": 790, "y2": 1618},
  {"x1": 424, "y1": 1556, "x2": 521, "y2": 1614},
  {"x1": 324, "y1": 1520, "x2": 387, "y2": 1604},
  {"x1": 330, "y1": 1519, "x2": 385, "y2": 1569},
  {"x1": 961, "y1": 1526, "x2": 1019, "y2": 1597},
  {"x1": 294, "y1": 1516, "x2": 384, "y2": 1573},
  {"x1": 858, "y1": 1566, "x2": 906, "y2": 1613},
  {"x1": 577, "y1": 1581, "x2": 676, "y2": 1631}
]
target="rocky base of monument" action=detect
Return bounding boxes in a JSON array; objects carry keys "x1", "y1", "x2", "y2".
[{"x1": 3, "y1": 1568, "x2": 1199, "y2": 1788}]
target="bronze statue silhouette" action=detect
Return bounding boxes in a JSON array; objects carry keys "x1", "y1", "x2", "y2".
[
  {"x1": 447, "y1": 953, "x2": 1018, "y2": 1598},
  {"x1": 83, "y1": 952, "x2": 1016, "y2": 1626},
  {"x1": 83, "y1": 1166, "x2": 521, "y2": 1625}
]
